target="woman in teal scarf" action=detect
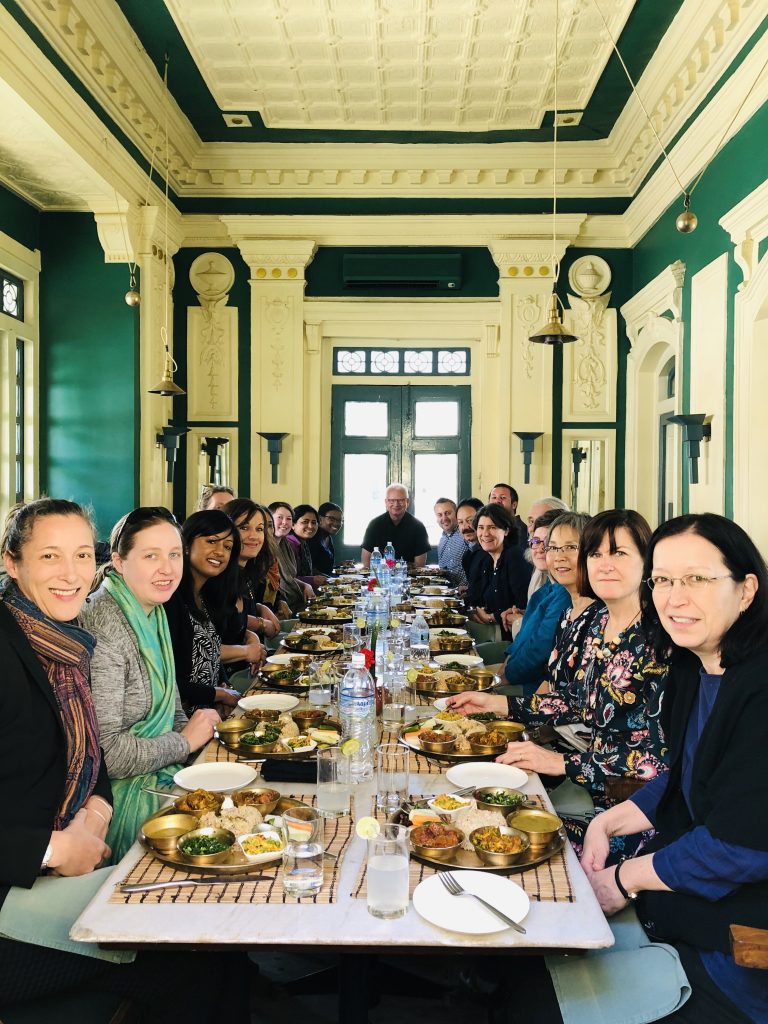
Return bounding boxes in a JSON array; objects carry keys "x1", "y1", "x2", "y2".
[{"x1": 83, "y1": 508, "x2": 219, "y2": 862}]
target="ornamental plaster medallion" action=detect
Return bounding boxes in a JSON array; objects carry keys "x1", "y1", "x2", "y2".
[
  {"x1": 189, "y1": 253, "x2": 235, "y2": 301},
  {"x1": 568, "y1": 256, "x2": 611, "y2": 299}
]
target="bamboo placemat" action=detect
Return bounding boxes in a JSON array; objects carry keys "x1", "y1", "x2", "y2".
[
  {"x1": 112, "y1": 795, "x2": 354, "y2": 906},
  {"x1": 351, "y1": 795, "x2": 574, "y2": 904}
]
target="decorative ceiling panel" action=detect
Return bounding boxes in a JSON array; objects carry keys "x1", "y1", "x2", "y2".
[{"x1": 163, "y1": 0, "x2": 636, "y2": 132}]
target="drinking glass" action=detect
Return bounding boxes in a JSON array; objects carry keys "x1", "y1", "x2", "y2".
[
  {"x1": 376, "y1": 742, "x2": 410, "y2": 813},
  {"x1": 282, "y1": 806, "x2": 324, "y2": 896},
  {"x1": 367, "y1": 823, "x2": 409, "y2": 919},
  {"x1": 342, "y1": 622, "x2": 361, "y2": 654},
  {"x1": 316, "y1": 747, "x2": 351, "y2": 818}
]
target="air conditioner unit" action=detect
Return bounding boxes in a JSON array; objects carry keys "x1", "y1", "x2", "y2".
[{"x1": 342, "y1": 253, "x2": 462, "y2": 290}]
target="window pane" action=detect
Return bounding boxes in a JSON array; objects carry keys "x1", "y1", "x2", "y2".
[
  {"x1": 403, "y1": 350, "x2": 433, "y2": 374},
  {"x1": 414, "y1": 401, "x2": 459, "y2": 437},
  {"x1": 413, "y1": 453, "x2": 458, "y2": 546},
  {"x1": 335, "y1": 349, "x2": 366, "y2": 374},
  {"x1": 344, "y1": 401, "x2": 388, "y2": 437},
  {"x1": 343, "y1": 454, "x2": 388, "y2": 547},
  {"x1": 370, "y1": 350, "x2": 400, "y2": 374},
  {"x1": 437, "y1": 350, "x2": 467, "y2": 374}
]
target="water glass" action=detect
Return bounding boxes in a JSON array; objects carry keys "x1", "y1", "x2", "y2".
[
  {"x1": 367, "y1": 824, "x2": 409, "y2": 919},
  {"x1": 316, "y1": 747, "x2": 351, "y2": 818},
  {"x1": 376, "y1": 742, "x2": 410, "y2": 813},
  {"x1": 343, "y1": 622, "x2": 361, "y2": 653},
  {"x1": 309, "y1": 676, "x2": 334, "y2": 708},
  {"x1": 282, "y1": 806, "x2": 324, "y2": 897}
]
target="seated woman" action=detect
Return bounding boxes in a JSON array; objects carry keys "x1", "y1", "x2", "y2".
[
  {"x1": 268, "y1": 500, "x2": 314, "y2": 615},
  {"x1": 163, "y1": 509, "x2": 244, "y2": 713},
  {"x1": 223, "y1": 498, "x2": 282, "y2": 643},
  {"x1": 451, "y1": 508, "x2": 668, "y2": 856},
  {"x1": 582, "y1": 513, "x2": 768, "y2": 1024},
  {"x1": 498, "y1": 510, "x2": 591, "y2": 696},
  {"x1": 82, "y1": 508, "x2": 219, "y2": 862},
  {"x1": 308, "y1": 501, "x2": 343, "y2": 576},
  {"x1": 289, "y1": 503, "x2": 329, "y2": 589},
  {"x1": 465, "y1": 503, "x2": 532, "y2": 641}
]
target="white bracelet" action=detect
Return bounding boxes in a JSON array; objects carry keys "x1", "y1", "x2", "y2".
[{"x1": 88, "y1": 806, "x2": 111, "y2": 826}]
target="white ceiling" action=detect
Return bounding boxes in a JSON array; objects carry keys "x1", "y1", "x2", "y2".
[{"x1": 164, "y1": 0, "x2": 635, "y2": 131}]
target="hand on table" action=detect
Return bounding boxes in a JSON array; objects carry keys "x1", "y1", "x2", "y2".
[
  {"x1": 181, "y1": 707, "x2": 220, "y2": 751},
  {"x1": 580, "y1": 813, "x2": 612, "y2": 878},
  {"x1": 496, "y1": 740, "x2": 565, "y2": 777},
  {"x1": 446, "y1": 691, "x2": 508, "y2": 716},
  {"x1": 471, "y1": 607, "x2": 496, "y2": 626},
  {"x1": 589, "y1": 865, "x2": 629, "y2": 916},
  {"x1": 48, "y1": 809, "x2": 111, "y2": 875},
  {"x1": 214, "y1": 686, "x2": 240, "y2": 708}
]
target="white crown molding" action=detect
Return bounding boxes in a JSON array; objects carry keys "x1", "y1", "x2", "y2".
[
  {"x1": 620, "y1": 259, "x2": 686, "y2": 343},
  {"x1": 719, "y1": 177, "x2": 768, "y2": 289},
  {"x1": 0, "y1": 229, "x2": 41, "y2": 278}
]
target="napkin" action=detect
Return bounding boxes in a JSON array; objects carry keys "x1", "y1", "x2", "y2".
[{"x1": 261, "y1": 758, "x2": 316, "y2": 783}]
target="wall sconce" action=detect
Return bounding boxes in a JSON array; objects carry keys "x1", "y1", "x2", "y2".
[
  {"x1": 201, "y1": 436, "x2": 229, "y2": 485},
  {"x1": 513, "y1": 431, "x2": 544, "y2": 485},
  {"x1": 258, "y1": 432, "x2": 289, "y2": 484},
  {"x1": 156, "y1": 424, "x2": 188, "y2": 483},
  {"x1": 571, "y1": 446, "x2": 588, "y2": 491},
  {"x1": 668, "y1": 414, "x2": 710, "y2": 484}
]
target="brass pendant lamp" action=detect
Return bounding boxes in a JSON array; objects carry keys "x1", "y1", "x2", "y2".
[
  {"x1": 148, "y1": 55, "x2": 185, "y2": 397},
  {"x1": 529, "y1": 0, "x2": 578, "y2": 346}
]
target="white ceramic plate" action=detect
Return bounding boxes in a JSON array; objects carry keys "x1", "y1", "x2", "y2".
[
  {"x1": 433, "y1": 654, "x2": 483, "y2": 668},
  {"x1": 446, "y1": 761, "x2": 527, "y2": 790},
  {"x1": 413, "y1": 870, "x2": 529, "y2": 935},
  {"x1": 238, "y1": 693, "x2": 300, "y2": 713},
  {"x1": 428, "y1": 628, "x2": 468, "y2": 637},
  {"x1": 173, "y1": 762, "x2": 257, "y2": 793},
  {"x1": 266, "y1": 653, "x2": 294, "y2": 665}
]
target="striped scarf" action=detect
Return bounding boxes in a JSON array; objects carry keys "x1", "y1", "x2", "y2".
[{"x1": 2, "y1": 583, "x2": 101, "y2": 829}]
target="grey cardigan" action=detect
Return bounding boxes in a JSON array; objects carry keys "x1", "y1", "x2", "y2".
[{"x1": 82, "y1": 586, "x2": 190, "y2": 779}]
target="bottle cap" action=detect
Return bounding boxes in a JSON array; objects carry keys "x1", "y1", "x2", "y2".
[{"x1": 351, "y1": 652, "x2": 366, "y2": 667}]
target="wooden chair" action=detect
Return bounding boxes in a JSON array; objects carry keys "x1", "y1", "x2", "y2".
[
  {"x1": 730, "y1": 925, "x2": 768, "y2": 969},
  {"x1": 603, "y1": 776, "x2": 648, "y2": 803}
]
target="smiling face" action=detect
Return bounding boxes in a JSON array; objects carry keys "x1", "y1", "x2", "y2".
[
  {"x1": 4, "y1": 514, "x2": 95, "y2": 622},
  {"x1": 476, "y1": 515, "x2": 508, "y2": 558},
  {"x1": 457, "y1": 505, "x2": 478, "y2": 544},
  {"x1": 319, "y1": 510, "x2": 343, "y2": 536},
  {"x1": 272, "y1": 507, "x2": 293, "y2": 538},
  {"x1": 545, "y1": 524, "x2": 580, "y2": 592},
  {"x1": 434, "y1": 501, "x2": 457, "y2": 534},
  {"x1": 385, "y1": 487, "x2": 409, "y2": 525},
  {"x1": 586, "y1": 526, "x2": 644, "y2": 606},
  {"x1": 489, "y1": 486, "x2": 516, "y2": 512},
  {"x1": 236, "y1": 510, "x2": 266, "y2": 565},
  {"x1": 530, "y1": 525, "x2": 550, "y2": 572},
  {"x1": 188, "y1": 530, "x2": 234, "y2": 587},
  {"x1": 111, "y1": 522, "x2": 183, "y2": 614},
  {"x1": 294, "y1": 511, "x2": 319, "y2": 540},
  {"x1": 651, "y1": 531, "x2": 757, "y2": 671}
]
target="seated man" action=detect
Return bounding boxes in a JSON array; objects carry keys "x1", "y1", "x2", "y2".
[
  {"x1": 361, "y1": 483, "x2": 430, "y2": 568},
  {"x1": 457, "y1": 496, "x2": 484, "y2": 594},
  {"x1": 488, "y1": 482, "x2": 526, "y2": 547},
  {"x1": 434, "y1": 497, "x2": 468, "y2": 585}
]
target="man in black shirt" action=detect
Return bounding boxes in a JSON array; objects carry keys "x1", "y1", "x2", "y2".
[{"x1": 361, "y1": 483, "x2": 431, "y2": 567}]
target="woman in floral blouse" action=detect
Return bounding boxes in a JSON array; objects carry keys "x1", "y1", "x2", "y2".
[{"x1": 450, "y1": 509, "x2": 668, "y2": 857}]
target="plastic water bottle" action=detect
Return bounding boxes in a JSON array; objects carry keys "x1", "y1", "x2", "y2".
[
  {"x1": 384, "y1": 540, "x2": 396, "y2": 568},
  {"x1": 378, "y1": 563, "x2": 392, "y2": 592},
  {"x1": 370, "y1": 546, "x2": 383, "y2": 577},
  {"x1": 339, "y1": 653, "x2": 376, "y2": 782},
  {"x1": 410, "y1": 612, "x2": 430, "y2": 663}
]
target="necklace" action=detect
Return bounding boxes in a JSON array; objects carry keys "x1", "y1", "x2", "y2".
[{"x1": 605, "y1": 606, "x2": 640, "y2": 645}]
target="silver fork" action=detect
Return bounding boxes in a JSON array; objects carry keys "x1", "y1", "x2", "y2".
[{"x1": 437, "y1": 871, "x2": 526, "y2": 934}]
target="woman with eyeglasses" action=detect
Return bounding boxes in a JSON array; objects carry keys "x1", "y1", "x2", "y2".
[
  {"x1": 82, "y1": 508, "x2": 219, "y2": 862},
  {"x1": 497, "y1": 511, "x2": 593, "y2": 696},
  {"x1": 268, "y1": 500, "x2": 314, "y2": 615},
  {"x1": 577, "y1": 514, "x2": 768, "y2": 1024},
  {"x1": 465, "y1": 503, "x2": 533, "y2": 641},
  {"x1": 452, "y1": 508, "x2": 668, "y2": 857}
]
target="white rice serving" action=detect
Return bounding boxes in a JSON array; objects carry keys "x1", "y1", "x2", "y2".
[{"x1": 199, "y1": 805, "x2": 263, "y2": 835}]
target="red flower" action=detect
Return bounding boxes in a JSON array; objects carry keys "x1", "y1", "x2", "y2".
[
  {"x1": 367, "y1": 578, "x2": 377, "y2": 592},
  {"x1": 360, "y1": 647, "x2": 375, "y2": 670}
]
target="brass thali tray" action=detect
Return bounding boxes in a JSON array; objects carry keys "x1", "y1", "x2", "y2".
[
  {"x1": 282, "y1": 632, "x2": 343, "y2": 654},
  {"x1": 218, "y1": 718, "x2": 341, "y2": 760},
  {"x1": 298, "y1": 607, "x2": 353, "y2": 625},
  {"x1": 409, "y1": 827, "x2": 566, "y2": 875},
  {"x1": 398, "y1": 719, "x2": 498, "y2": 762},
  {"x1": 139, "y1": 795, "x2": 308, "y2": 875}
]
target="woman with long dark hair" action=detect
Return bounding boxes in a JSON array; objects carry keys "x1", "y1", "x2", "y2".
[
  {"x1": 223, "y1": 498, "x2": 282, "y2": 637},
  {"x1": 268, "y1": 500, "x2": 314, "y2": 615},
  {"x1": 465, "y1": 502, "x2": 532, "y2": 640}
]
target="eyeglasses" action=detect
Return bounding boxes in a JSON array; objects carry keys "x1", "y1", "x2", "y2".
[
  {"x1": 113, "y1": 506, "x2": 177, "y2": 552},
  {"x1": 528, "y1": 537, "x2": 546, "y2": 548},
  {"x1": 545, "y1": 543, "x2": 579, "y2": 555},
  {"x1": 386, "y1": 499, "x2": 408, "y2": 506},
  {"x1": 645, "y1": 574, "x2": 733, "y2": 591}
]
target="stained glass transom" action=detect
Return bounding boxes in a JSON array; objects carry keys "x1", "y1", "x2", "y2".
[
  {"x1": 333, "y1": 347, "x2": 469, "y2": 376},
  {"x1": 2, "y1": 272, "x2": 23, "y2": 321}
]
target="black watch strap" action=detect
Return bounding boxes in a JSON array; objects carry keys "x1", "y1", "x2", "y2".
[{"x1": 614, "y1": 861, "x2": 637, "y2": 901}]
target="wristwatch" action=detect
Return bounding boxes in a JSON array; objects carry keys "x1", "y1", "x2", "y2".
[{"x1": 614, "y1": 861, "x2": 637, "y2": 901}]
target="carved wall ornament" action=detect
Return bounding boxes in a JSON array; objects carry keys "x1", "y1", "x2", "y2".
[
  {"x1": 189, "y1": 252, "x2": 235, "y2": 301},
  {"x1": 567, "y1": 293, "x2": 610, "y2": 410},
  {"x1": 187, "y1": 253, "x2": 237, "y2": 415},
  {"x1": 515, "y1": 294, "x2": 545, "y2": 379},
  {"x1": 264, "y1": 297, "x2": 291, "y2": 391},
  {"x1": 568, "y1": 255, "x2": 611, "y2": 298}
]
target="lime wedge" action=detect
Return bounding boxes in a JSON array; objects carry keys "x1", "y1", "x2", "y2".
[
  {"x1": 355, "y1": 617, "x2": 366, "y2": 629},
  {"x1": 406, "y1": 668, "x2": 419, "y2": 683},
  {"x1": 340, "y1": 738, "x2": 361, "y2": 757},
  {"x1": 355, "y1": 816, "x2": 381, "y2": 840}
]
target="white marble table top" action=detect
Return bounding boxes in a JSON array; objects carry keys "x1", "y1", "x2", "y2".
[{"x1": 71, "y1": 764, "x2": 613, "y2": 953}]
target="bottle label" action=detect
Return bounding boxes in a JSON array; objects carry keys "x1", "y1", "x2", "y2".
[{"x1": 340, "y1": 693, "x2": 374, "y2": 715}]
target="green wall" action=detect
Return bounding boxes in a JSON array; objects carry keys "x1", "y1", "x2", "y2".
[
  {"x1": 632, "y1": 102, "x2": 768, "y2": 516},
  {"x1": 0, "y1": 182, "x2": 39, "y2": 251},
  {"x1": 39, "y1": 214, "x2": 139, "y2": 538}
]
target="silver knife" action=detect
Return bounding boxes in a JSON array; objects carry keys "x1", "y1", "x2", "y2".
[{"x1": 121, "y1": 874, "x2": 267, "y2": 894}]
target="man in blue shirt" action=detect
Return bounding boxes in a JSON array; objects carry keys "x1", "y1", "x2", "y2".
[{"x1": 434, "y1": 497, "x2": 468, "y2": 585}]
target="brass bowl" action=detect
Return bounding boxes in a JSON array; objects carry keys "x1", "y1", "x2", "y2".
[
  {"x1": 410, "y1": 825, "x2": 465, "y2": 863},
  {"x1": 492, "y1": 720, "x2": 526, "y2": 742},
  {"x1": 238, "y1": 731, "x2": 280, "y2": 754},
  {"x1": 217, "y1": 717, "x2": 256, "y2": 747},
  {"x1": 469, "y1": 826, "x2": 530, "y2": 867},
  {"x1": 445, "y1": 674, "x2": 475, "y2": 693},
  {"x1": 232, "y1": 787, "x2": 281, "y2": 814},
  {"x1": 468, "y1": 732, "x2": 509, "y2": 757},
  {"x1": 506, "y1": 808, "x2": 563, "y2": 849},
  {"x1": 473, "y1": 787, "x2": 527, "y2": 813},
  {"x1": 425, "y1": 612, "x2": 468, "y2": 627},
  {"x1": 292, "y1": 708, "x2": 327, "y2": 732},
  {"x1": 259, "y1": 664, "x2": 301, "y2": 685},
  {"x1": 176, "y1": 827, "x2": 236, "y2": 866},
  {"x1": 173, "y1": 791, "x2": 224, "y2": 815},
  {"x1": 285, "y1": 654, "x2": 312, "y2": 670},
  {"x1": 243, "y1": 707, "x2": 281, "y2": 724},
  {"x1": 415, "y1": 676, "x2": 437, "y2": 693},
  {"x1": 431, "y1": 636, "x2": 474, "y2": 653},
  {"x1": 468, "y1": 668, "x2": 497, "y2": 691},
  {"x1": 417, "y1": 730, "x2": 457, "y2": 754},
  {"x1": 142, "y1": 813, "x2": 200, "y2": 854}
]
